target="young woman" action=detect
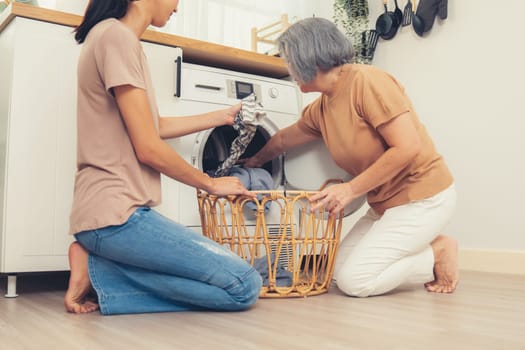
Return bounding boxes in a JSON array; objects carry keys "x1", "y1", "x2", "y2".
[
  {"x1": 242, "y1": 18, "x2": 458, "y2": 297},
  {"x1": 64, "y1": 0, "x2": 261, "y2": 315}
]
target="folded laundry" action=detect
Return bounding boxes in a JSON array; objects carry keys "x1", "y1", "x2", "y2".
[{"x1": 253, "y1": 253, "x2": 293, "y2": 287}]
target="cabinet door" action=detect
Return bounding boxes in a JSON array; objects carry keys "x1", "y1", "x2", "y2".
[
  {"x1": 142, "y1": 42, "x2": 183, "y2": 221},
  {"x1": 3, "y1": 19, "x2": 79, "y2": 272}
]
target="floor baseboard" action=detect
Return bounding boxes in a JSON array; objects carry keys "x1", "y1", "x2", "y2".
[{"x1": 459, "y1": 248, "x2": 525, "y2": 275}]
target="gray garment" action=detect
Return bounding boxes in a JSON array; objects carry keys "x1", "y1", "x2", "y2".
[
  {"x1": 228, "y1": 166, "x2": 273, "y2": 191},
  {"x1": 253, "y1": 254, "x2": 293, "y2": 287},
  {"x1": 228, "y1": 166, "x2": 273, "y2": 213},
  {"x1": 214, "y1": 93, "x2": 266, "y2": 177}
]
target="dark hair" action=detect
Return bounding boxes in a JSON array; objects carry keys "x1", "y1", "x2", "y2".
[{"x1": 74, "y1": 0, "x2": 131, "y2": 44}]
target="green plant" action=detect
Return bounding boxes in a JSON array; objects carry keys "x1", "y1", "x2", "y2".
[{"x1": 333, "y1": 0, "x2": 372, "y2": 64}]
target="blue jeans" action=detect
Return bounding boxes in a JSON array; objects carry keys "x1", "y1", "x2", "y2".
[{"x1": 75, "y1": 207, "x2": 262, "y2": 315}]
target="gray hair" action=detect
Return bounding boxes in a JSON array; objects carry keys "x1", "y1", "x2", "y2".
[{"x1": 277, "y1": 17, "x2": 354, "y2": 84}]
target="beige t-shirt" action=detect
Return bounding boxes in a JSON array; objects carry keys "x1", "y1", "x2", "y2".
[
  {"x1": 69, "y1": 19, "x2": 161, "y2": 234},
  {"x1": 298, "y1": 64, "x2": 453, "y2": 214}
]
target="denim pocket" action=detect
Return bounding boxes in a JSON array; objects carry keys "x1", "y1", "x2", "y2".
[
  {"x1": 96, "y1": 207, "x2": 147, "y2": 236},
  {"x1": 82, "y1": 207, "x2": 148, "y2": 253}
]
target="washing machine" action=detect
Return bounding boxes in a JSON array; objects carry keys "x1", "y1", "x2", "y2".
[{"x1": 143, "y1": 43, "x2": 364, "y2": 231}]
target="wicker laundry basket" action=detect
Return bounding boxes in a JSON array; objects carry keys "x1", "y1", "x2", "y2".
[{"x1": 197, "y1": 180, "x2": 343, "y2": 298}]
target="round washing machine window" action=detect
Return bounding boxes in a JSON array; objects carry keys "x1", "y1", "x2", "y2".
[
  {"x1": 191, "y1": 121, "x2": 365, "y2": 217},
  {"x1": 191, "y1": 118, "x2": 282, "y2": 188}
]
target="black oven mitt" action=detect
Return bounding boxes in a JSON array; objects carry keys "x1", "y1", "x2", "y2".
[{"x1": 416, "y1": 0, "x2": 448, "y2": 33}]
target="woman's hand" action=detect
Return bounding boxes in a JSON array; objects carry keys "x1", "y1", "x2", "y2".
[
  {"x1": 236, "y1": 156, "x2": 263, "y2": 168},
  {"x1": 207, "y1": 176, "x2": 255, "y2": 198},
  {"x1": 223, "y1": 103, "x2": 241, "y2": 126},
  {"x1": 309, "y1": 182, "x2": 357, "y2": 217}
]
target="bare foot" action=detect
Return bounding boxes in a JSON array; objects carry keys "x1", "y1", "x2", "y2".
[
  {"x1": 64, "y1": 242, "x2": 99, "y2": 313},
  {"x1": 425, "y1": 235, "x2": 459, "y2": 293}
]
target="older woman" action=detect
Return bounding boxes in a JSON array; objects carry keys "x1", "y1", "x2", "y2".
[{"x1": 242, "y1": 17, "x2": 458, "y2": 297}]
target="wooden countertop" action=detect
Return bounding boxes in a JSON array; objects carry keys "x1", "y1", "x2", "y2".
[{"x1": 0, "y1": 2, "x2": 289, "y2": 78}]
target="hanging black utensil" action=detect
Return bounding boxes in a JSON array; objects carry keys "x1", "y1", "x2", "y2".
[
  {"x1": 376, "y1": 0, "x2": 398, "y2": 40},
  {"x1": 361, "y1": 29, "x2": 379, "y2": 61},
  {"x1": 376, "y1": 0, "x2": 392, "y2": 36},
  {"x1": 393, "y1": 0, "x2": 403, "y2": 26},
  {"x1": 412, "y1": 0, "x2": 425, "y2": 36},
  {"x1": 402, "y1": 0, "x2": 413, "y2": 26}
]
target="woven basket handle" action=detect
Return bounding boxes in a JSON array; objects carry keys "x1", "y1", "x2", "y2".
[{"x1": 318, "y1": 178, "x2": 344, "y2": 191}]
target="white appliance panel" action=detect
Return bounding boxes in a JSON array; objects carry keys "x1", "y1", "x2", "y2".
[{"x1": 146, "y1": 50, "x2": 364, "y2": 228}]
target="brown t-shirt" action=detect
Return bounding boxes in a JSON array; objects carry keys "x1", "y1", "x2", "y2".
[
  {"x1": 297, "y1": 64, "x2": 453, "y2": 214},
  {"x1": 69, "y1": 19, "x2": 161, "y2": 234}
]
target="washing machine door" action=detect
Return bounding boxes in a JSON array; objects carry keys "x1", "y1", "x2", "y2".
[{"x1": 284, "y1": 139, "x2": 366, "y2": 216}]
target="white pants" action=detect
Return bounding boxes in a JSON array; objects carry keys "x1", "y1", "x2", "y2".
[{"x1": 335, "y1": 184, "x2": 457, "y2": 297}]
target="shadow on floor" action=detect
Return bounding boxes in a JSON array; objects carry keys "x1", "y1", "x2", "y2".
[{"x1": 0, "y1": 271, "x2": 70, "y2": 295}]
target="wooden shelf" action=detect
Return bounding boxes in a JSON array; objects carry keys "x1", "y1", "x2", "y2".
[{"x1": 0, "y1": 2, "x2": 289, "y2": 78}]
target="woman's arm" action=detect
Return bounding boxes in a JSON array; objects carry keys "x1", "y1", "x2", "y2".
[
  {"x1": 158, "y1": 103, "x2": 240, "y2": 139},
  {"x1": 310, "y1": 111, "x2": 422, "y2": 215},
  {"x1": 241, "y1": 122, "x2": 320, "y2": 168},
  {"x1": 113, "y1": 85, "x2": 251, "y2": 196}
]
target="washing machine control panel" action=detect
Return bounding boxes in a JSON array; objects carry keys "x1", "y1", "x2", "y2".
[
  {"x1": 180, "y1": 62, "x2": 300, "y2": 115},
  {"x1": 227, "y1": 79, "x2": 262, "y2": 102},
  {"x1": 268, "y1": 87, "x2": 279, "y2": 98}
]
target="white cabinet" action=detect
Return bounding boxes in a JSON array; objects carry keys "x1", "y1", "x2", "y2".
[
  {"x1": 0, "y1": 17, "x2": 184, "y2": 296},
  {"x1": 141, "y1": 42, "x2": 184, "y2": 222},
  {"x1": 0, "y1": 18, "x2": 80, "y2": 283}
]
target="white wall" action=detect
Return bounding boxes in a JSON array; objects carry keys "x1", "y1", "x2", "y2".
[
  {"x1": 317, "y1": 1, "x2": 525, "y2": 252},
  {"x1": 37, "y1": 1, "x2": 525, "y2": 261},
  {"x1": 44, "y1": 0, "x2": 317, "y2": 52},
  {"x1": 40, "y1": 0, "x2": 86, "y2": 15}
]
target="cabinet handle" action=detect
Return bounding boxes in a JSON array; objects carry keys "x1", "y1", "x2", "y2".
[
  {"x1": 195, "y1": 84, "x2": 222, "y2": 91},
  {"x1": 174, "y1": 56, "x2": 182, "y2": 98}
]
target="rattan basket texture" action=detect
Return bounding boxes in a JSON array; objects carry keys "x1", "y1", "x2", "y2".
[{"x1": 197, "y1": 188, "x2": 343, "y2": 298}]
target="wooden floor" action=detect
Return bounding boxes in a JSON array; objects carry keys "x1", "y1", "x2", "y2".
[{"x1": 0, "y1": 270, "x2": 524, "y2": 350}]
